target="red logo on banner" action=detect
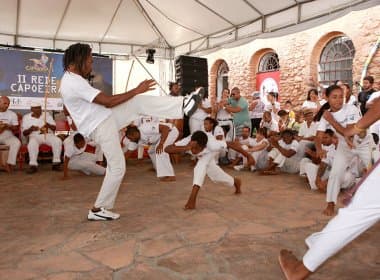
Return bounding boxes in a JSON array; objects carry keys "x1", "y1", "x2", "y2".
[{"x1": 256, "y1": 71, "x2": 280, "y2": 103}]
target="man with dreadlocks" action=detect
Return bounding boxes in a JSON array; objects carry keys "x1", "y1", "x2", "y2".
[{"x1": 60, "y1": 43, "x2": 203, "y2": 221}]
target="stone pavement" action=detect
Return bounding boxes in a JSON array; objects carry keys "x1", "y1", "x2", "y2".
[{"x1": 1, "y1": 159, "x2": 379, "y2": 280}]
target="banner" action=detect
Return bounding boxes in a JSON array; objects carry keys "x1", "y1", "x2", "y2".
[
  {"x1": 0, "y1": 49, "x2": 112, "y2": 111},
  {"x1": 255, "y1": 71, "x2": 280, "y2": 104}
]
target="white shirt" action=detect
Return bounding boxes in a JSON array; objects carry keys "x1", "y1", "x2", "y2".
[
  {"x1": 203, "y1": 125, "x2": 225, "y2": 140},
  {"x1": 298, "y1": 121, "x2": 318, "y2": 138},
  {"x1": 261, "y1": 120, "x2": 279, "y2": 133},
  {"x1": 191, "y1": 98, "x2": 211, "y2": 120},
  {"x1": 264, "y1": 102, "x2": 280, "y2": 120},
  {"x1": 302, "y1": 100, "x2": 322, "y2": 110},
  {"x1": 317, "y1": 104, "x2": 361, "y2": 140},
  {"x1": 138, "y1": 120, "x2": 161, "y2": 146},
  {"x1": 346, "y1": 95, "x2": 357, "y2": 105},
  {"x1": 353, "y1": 134, "x2": 375, "y2": 149},
  {"x1": 60, "y1": 72, "x2": 112, "y2": 137},
  {"x1": 22, "y1": 112, "x2": 55, "y2": 137},
  {"x1": 249, "y1": 100, "x2": 265, "y2": 119},
  {"x1": 0, "y1": 110, "x2": 18, "y2": 126},
  {"x1": 238, "y1": 136, "x2": 255, "y2": 147},
  {"x1": 278, "y1": 139, "x2": 299, "y2": 152},
  {"x1": 216, "y1": 108, "x2": 231, "y2": 120},
  {"x1": 63, "y1": 133, "x2": 86, "y2": 158},
  {"x1": 175, "y1": 134, "x2": 226, "y2": 157},
  {"x1": 253, "y1": 138, "x2": 269, "y2": 149}
]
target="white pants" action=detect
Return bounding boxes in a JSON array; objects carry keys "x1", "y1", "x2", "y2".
[
  {"x1": 326, "y1": 141, "x2": 371, "y2": 204},
  {"x1": 189, "y1": 117, "x2": 204, "y2": 134},
  {"x1": 0, "y1": 130, "x2": 21, "y2": 165},
  {"x1": 111, "y1": 95, "x2": 183, "y2": 131},
  {"x1": 303, "y1": 159, "x2": 380, "y2": 272},
  {"x1": 193, "y1": 152, "x2": 234, "y2": 187},
  {"x1": 28, "y1": 134, "x2": 62, "y2": 166},
  {"x1": 268, "y1": 148, "x2": 300, "y2": 173},
  {"x1": 90, "y1": 96, "x2": 183, "y2": 209},
  {"x1": 68, "y1": 152, "x2": 105, "y2": 176},
  {"x1": 148, "y1": 127, "x2": 179, "y2": 177}
]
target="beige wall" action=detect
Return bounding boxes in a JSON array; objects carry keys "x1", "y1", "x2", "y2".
[{"x1": 204, "y1": 6, "x2": 380, "y2": 107}]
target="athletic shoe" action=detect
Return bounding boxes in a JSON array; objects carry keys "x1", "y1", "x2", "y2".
[
  {"x1": 233, "y1": 165, "x2": 244, "y2": 171},
  {"x1": 87, "y1": 208, "x2": 120, "y2": 221},
  {"x1": 183, "y1": 87, "x2": 205, "y2": 117}
]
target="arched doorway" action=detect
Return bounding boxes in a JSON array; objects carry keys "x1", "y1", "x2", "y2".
[
  {"x1": 216, "y1": 61, "x2": 229, "y2": 101},
  {"x1": 251, "y1": 50, "x2": 280, "y2": 103},
  {"x1": 318, "y1": 36, "x2": 355, "y2": 87}
]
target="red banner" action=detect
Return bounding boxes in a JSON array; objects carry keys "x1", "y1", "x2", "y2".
[{"x1": 256, "y1": 71, "x2": 280, "y2": 103}]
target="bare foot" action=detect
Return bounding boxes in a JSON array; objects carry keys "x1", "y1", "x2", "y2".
[
  {"x1": 322, "y1": 202, "x2": 335, "y2": 216},
  {"x1": 234, "y1": 177, "x2": 241, "y2": 194},
  {"x1": 159, "y1": 176, "x2": 176, "y2": 182},
  {"x1": 184, "y1": 202, "x2": 196, "y2": 210},
  {"x1": 4, "y1": 164, "x2": 11, "y2": 173},
  {"x1": 278, "y1": 249, "x2": 311, "y2": 280}
]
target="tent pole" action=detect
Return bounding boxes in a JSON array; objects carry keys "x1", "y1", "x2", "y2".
[
  {"x1": 133, "y1": 55, "x2": 168, "y2": 95},
  {"x1": 125, "y1": 60, "x2": 135, "y2": 91}
]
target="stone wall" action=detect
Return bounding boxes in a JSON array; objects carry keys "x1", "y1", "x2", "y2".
[{"x1": 204, "y1": 6, "x2": 380, "y2": 107}]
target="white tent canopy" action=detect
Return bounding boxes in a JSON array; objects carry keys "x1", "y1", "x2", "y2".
[{"x1": 0, "y1": 0, "x2": 378, "y2": 58}]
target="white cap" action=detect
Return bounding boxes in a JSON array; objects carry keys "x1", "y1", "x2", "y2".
[{"x1": 30, "y1": 101, "x2": 42, "y2": 107}]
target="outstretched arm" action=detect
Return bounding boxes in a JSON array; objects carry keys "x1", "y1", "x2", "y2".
[{"x1": 93, "y1": 79, "x2": 156, "y2": 108}]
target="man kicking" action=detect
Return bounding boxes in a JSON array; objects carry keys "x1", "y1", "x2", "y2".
[
  {"x1": 278, "y1": 96, "x2": 380, "y2": 279},
  {"x1": 60, "y1": 43, "x2": 203, "y2": 221},
  {"x1": 165, "y1": 131, "x2": 241, "y2": 210}
]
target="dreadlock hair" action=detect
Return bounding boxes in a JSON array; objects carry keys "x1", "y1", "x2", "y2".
[
  {"x1": 314, "y1": 85, "x2": 342, "y2": 122},
  {"x1": 63, "y1": 43, "x2": 92, "y2": 78}
]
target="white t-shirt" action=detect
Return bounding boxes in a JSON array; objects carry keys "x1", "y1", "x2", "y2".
[
  {"x1": 253, "y1": 138, "x2": 269, "y2": 149},
  {"x1": 0, "y1": 110, "x2": 18, "y2": 126},
  {"x1": 261, "y1": 120, "x2": 279, "y2": 133},
  {"x1": 367, "y1": 91, "x2": 380, "y2": 106},
  {"x1": 238, "y1": 136, "x2": 255, "y2": 147},
  {"x1": 138, "y1": 120, "x2": 161, "y2": 146},
  {"x1": 298, "y1": 121, "x2": 318, "y2": 138},
  {"x1": 203, "y1": 125, "x2": 225, "y2": 140},
  {"x1": 302, "y1": 100, "x2": 321, "y2": 110},
  {"x1": 216, "y1": 108, "x2": 231, "y2": 120},
  {"x1": 60, "y1": 72, "x2": 112, "y2": 137},
  {"x1": 346, "y1": 95, "x2": 357, "y2": 105},
  {"x1": 278, "y1": 139, "x2": 299, "y2": 152},
  {"x1": 63, "y1": 133, "x2": 86, "y2": 158},
  {"x1": 317, "y1": 104, "x2": 361, "y2": 140},
  {"x1": 191, "y1": 98, "x2": 211, "y2": 120},
  {"x1": 353, "y1": 134, "x2": 375, "y2": 149},
  {"x1": 264, "y1": 102, "x2": 280, "y2": 120},
  {"x1": 21, "y1": 112, "x2": 55, "y2": 137}
]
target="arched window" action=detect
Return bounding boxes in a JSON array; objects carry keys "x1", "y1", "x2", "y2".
[
  {"x1": 258, "y1": 52, "x2": 280, "y2": 72},
  {"x1": 318, "y1": 36, "x2": 355, "y2": 86},
  {"x1": 216, "y1": 61, "x2": 229, "y2": 100}
]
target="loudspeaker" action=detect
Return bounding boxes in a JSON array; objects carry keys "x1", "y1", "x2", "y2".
[{"x1": 175, "y1": 55, "x2": 208, "y2": 96}]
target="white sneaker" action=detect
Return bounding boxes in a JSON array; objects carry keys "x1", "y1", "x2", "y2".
[
  {"x1": 87, "y1": 208, "x2": 120, "y2": 221},
  {"x1": 233, "y1": 165, "x2": 244, "y2": 171}
]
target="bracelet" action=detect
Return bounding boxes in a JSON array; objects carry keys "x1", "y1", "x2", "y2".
[{"x1": 353, "y1": 124, "x2": 366, "y2": 133}]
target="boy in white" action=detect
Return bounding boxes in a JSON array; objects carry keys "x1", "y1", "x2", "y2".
[
  {"x1": 165, "y1": 131, "x2": 241, "y2": 210},
  {"x1": 263, "y1": 129, "x2": 300, "y2": 174},
  {"x1": 22, "y1": 103, "x2": 62, "y2": 173},
  {"x1": 63, "y1": 133, "x2": 105, "y2": 178},
  {"x1": 0, "y1": 96, "x2": 21, "y2": 172},
  {"x1": 125, "y1": 117, "x2": 179, "y2": 181},
  {"x1": 60, "y1": 43, "x2": 202, "y2": 221},
  {"x1": 296, "y1": 109, "x2": 318, "y2": 157},
  {"x1": 300, "y1": 129, "x2": 336, "y2": 191},
  {"x1": 264, "y1": 92, "x2": 280, "y2": 121},
  {"x1": 234, "y1": 128, "x2": 269, "y2": 171},
  {"x1": 260, "y1": 111, "x2": 279, "y2": 137}
]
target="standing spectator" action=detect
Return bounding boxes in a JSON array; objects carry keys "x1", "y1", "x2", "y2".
[
  {"x1": 302, "y1": 89, "x2": 323, "y2": 112},
  {"x1": 341, "y1": 83, "x2": 357, "y2": 105},
  {"x1": 249, "y1": 92, "x2": 265, "y2": 135},
  {"x1": 215, "y1": 89, "x2": 234, "y2": 141},
  {"x1": 168, "y1": 82, "x2": 181, "y2": 97},
  {"x1": 167, "y1": 82, "x2": 184, "y2": 139},
  {"x1": 224, "y1": 87, "x2": 251, "y2": 137},
  {"x1": 265, "y1": 92, "x2": 281, "y2": 121},
  {"x1": 358, "y1": 76, "x2": 376, "y2": 115},
  {"x1": 0, "y1": 96, "x2": 21, "y2": 172},
  {"x1": 189, "y1": 87, "x2": 211, "y2": 134}
]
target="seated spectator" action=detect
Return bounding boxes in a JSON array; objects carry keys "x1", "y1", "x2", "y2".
[
  {"x1": 265, "y1": 92, "x2": 281, "y2": 121},
  {"x1": 262, "y1": 129, "x2": 300, "y2": 174},
  {"x1": 295, "y1": 109, "x2": 318, "y2": 157},
  {"x1": 260, "y1": 111, "x2": 279, "y2": 137},
  {"x1": 22, "y1": 102, "x2": 62, "y2": 174},
  {"x1": 0, "y1": 96, "x2": 21, "y2": 172},
  {"x1": 284, "y1": 100, "x2": 296, "y2": 120},
  {"x1": 278, "y1": 110, "x2": 295, "y2": 132}
]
